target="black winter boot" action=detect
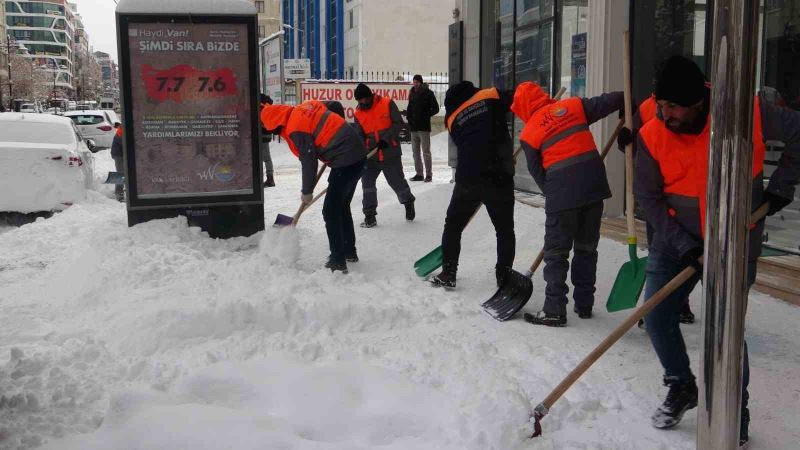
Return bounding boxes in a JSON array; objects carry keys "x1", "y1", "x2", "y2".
[
  {"x1": 679, "y1": 302, "x2": 695, "y2": 324},
  {"x1": 264, "y1": 173, "x2": 275, "y2": 187},
  {"x1": 573, "y1": 306, "x2": 593, "y2": 319},
  {"x1": 524, "y1": 311, "x2": 567, "y2": 327},
  {"x1": 404, "y1": 201, "x2": 415, "y2": 221},
  {"x1": 345, "y1": 250, "x2": 359, "y2": 263},
  {"x1": 360, "y1": 214, "x2": 377, "y2": 228},
  {"x1": 739, "y1": 407, "x2": 750, "y2": 449},
  {"x1": 431, "y1": 263, "x2": 457, "y2": 289},
  {"x1": 324, "y1": 258, "x2": 348, "y2": 274},
  {"x1": 651, "y1": 376, "x2": 698, "y2": 429}
]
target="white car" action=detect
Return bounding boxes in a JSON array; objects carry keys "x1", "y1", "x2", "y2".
[
  {"x1": 63, "y1": 110, "x2": 117, "y2": 149},
  {"x1": 19, "y1": 103, "x2": 38, "y2": 113},
  {"x1": 0, "y1": 114, "x2": 96, "y2": 213}
]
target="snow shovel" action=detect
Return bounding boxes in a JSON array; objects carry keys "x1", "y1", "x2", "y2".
[
  {"x1": 606, "y1": 30, "x2": 648, "y2": 313},
  {"x1": 274, "y1": 164, "x2": 327, "y2": 227},
  {"x1": 104, "y1": 171, "x2": 125, "y2": 185},
  {"x1": 482, "y1": 118, "x2": 625, "y2": 321},
  {"x1": 417, "y1": 88, "x2": 569, "y2": 279},
  {"x1": 530, "y1": 202, "x2": 770, "y2": 438}
]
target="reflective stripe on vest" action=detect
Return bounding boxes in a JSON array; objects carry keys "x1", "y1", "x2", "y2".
[
  {"x1": 519, "y1": 97, "x2": 597, "y2": 169},
  {"x1": 446, "y1": 88, "x2": 500, "y2": 132},
  {"x1": 639, "y1": 97, "x2": 766, "y2": 237},
  {"x1": 284, "y1": 100, "x2": 345, "y2": 161}
]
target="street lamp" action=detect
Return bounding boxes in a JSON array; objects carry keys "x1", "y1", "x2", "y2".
[{"x1": 281, "y1": 24, "x2": 306, "y2": 59}]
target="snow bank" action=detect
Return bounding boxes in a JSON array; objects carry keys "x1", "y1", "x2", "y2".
[{"x1": 1, "y1": 133, "x2": 798, "y2": 450}]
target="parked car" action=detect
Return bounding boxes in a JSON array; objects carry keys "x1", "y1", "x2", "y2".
[
  {"x1": 0, "y1": 114, "x2": 95, "y2": 213},
  {"x1": 19, "y1": 103, "x2": 38, "y2": 113},
  {"x1": 62, "y1": 110, "x2": 117, "y2": 149}
]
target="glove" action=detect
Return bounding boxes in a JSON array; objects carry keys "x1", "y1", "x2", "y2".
[
  {"x1": 763, "y1": 191, "x2": 792, "y2": 216},
  {"x1": 680, "y1": 246, "x2": 704, "y2": 272},
  {"x1": 617, "y1": 127, "x2": 634, "y2": 152},
  {"x1": 377, "y1": 139, "x2": 389, "y2": 149},
  {"x1": 301, "y1": 193, "x2": 313, "y2": 206}
]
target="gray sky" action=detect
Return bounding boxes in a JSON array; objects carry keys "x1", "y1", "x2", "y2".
[{"x1": 75, "y1": 0, "x2": 119, "y2": 61}]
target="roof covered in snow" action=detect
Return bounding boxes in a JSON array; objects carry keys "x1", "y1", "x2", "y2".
[
  {"x1": 116, "y1": 0, "x2": 256, "y2": 15},
  {"x1": 0, "y1": 113, "x2": 74, "y2": 126}
]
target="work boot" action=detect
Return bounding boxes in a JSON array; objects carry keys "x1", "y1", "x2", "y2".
[
  {"x1": 409, "y1": 174, "x2": 424, "y2": 181},
  {"x1": 739, "y1": 407, "x2": 750, "y2": 449},
  {"x1": 495, "y1": 266, "x2": 510, "y2": 288},
  {"x1": 345, "y1": 250, "x2": 359, "y2": 263},
  {"x1": 679, "y1": 302, "x2": 695, "y2": 324},
  {"x1": 360, "y1": 214, "x2": 377, "y2": 228},
  {"x1": 424, "y1": 175, "x2": 432, "y2": 183},
  {"x1": 651, "y1": 376, "x2": 698, "y2": 429},
  {"x1": 324, "y1": 258, "x2": 348, "y2": 274},
  {"x1": 573, "y1": 306, "x2": 593, "y2": 319},
  {"x1": 431, "y1": 263, "x2": 457, "y2": 289},
  {"x1": 524, "y1": 311, "x2": 567, "y2": 327},
  {"x1": 404, "y1": 201, "x2": 415, "y2": 221},
  {"x1": 264, "y1": 173, "x2": 275, "y2": 187}
]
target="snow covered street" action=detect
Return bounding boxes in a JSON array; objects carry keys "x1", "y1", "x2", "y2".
[{"x1": 1, "y1": 135, "x2": 799, "y2": 450}]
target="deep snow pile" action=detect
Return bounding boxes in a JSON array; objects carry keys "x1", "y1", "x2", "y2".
[{"x1": 1, "y1": 136, "x2": 798, "y2": 450}]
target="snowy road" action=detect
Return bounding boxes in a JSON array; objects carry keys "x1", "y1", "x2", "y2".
[{"x1": 1, "y1": 135, "x2": 798, "y2": 449}]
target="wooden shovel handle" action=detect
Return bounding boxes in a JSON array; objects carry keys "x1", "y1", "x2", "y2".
[
  {"x1": 622, "y1": 31, "x2": 637, "y2": 241},
  {"x1": 513, "y1": 86, "x2": 568, "y2": 162},
  {"x1": 525, "y1": 119, "x2": 624, "y2": 275},
  {"x1": 538, "y1": 203, "x2": 770, "y2": 414}
]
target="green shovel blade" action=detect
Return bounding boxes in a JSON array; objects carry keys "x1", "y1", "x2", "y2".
[
  {"x1": 414, "y1": 245, "x2": 444, "y2": 277},
  {"x1": 606, "y1": 244, "x2": 648, "y2": 313}
]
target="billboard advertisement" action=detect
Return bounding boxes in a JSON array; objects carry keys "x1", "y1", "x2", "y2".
[
  {"x1": 126, "y1": 22, "x2": 255, "y2": 199},
  {"x1": 299, "y1": 81, "x2": 412, "y2": 121},
  {"x1": 261, "y1": 34, "x2": 283, "y2": 103}
]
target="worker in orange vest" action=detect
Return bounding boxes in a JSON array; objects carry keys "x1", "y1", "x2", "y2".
[
  {"x1": 261, "y1": 100, "x2": 368, "y2": 273},
  {"x1": 353, "y1": 83, "x2": 415, "y2": 227},
  {"x1": 635, "y1": 56, "x2": 799, "y2": 444},
  {"x1": 110, "y1": 121, "x2": 125, "y2": 201},
  {"x1": 511, "y1": 81, "x2": 624, "y2": 327}
]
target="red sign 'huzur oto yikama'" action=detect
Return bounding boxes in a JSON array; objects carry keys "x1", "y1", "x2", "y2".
[{"x1": 142, "y1": 64, "x2": 238, "y2": 103}]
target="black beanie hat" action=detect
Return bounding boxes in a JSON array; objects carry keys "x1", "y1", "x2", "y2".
[
  {"x1": 354, "y1": 83, "x2": 373, "y2": 100},
  {"x1": 325, "y1": 101, "x2": 345, "y2": 118},
  {"x1": 655, "y1": 55, "x2": 707, "y2": 107},
  {"x1": 413, "y1": 74, "x2": 423, "y2": 83},
  {"x1": 444, "y1": 81, "x2": 479, "y2": 121}
]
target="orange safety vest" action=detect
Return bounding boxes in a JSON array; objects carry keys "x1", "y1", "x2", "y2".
[
  {"x1": 639, "y1": 98, "x2": 765, "y2": 237},
  {"x1": 353, "y1": 95, "x2": 393, "y2": 160},
  {"x1": 639, "y1": 95, "x2": 658, "y2": 124},
  {"x1": 446, "y1": 87, "x2": 500, "y2": 132},
  {"x1": 519, "y1": 97, "x2": 598, "y2": 170},
  {"x1": 283, "y1": 100, "x2": 345, "y2": 161}
]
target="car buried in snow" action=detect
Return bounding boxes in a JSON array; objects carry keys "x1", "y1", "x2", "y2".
[{"x1": 0, "y1": 114, "x2": 97, "y2": 214}]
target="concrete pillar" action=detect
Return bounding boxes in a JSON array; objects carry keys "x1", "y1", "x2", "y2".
[{"x1": 585, "y1": 0, "x2": 628, "y2": 217}]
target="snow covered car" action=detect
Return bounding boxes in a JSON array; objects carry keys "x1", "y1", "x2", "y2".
[
  {"x1": 63, "y1": 110, "x2": 118, "y2": 149},
  {"x1": 0, "y1": 114, "x2": 96, "y2": 213}
]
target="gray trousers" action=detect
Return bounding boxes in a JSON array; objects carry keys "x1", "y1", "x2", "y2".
[
  {"x1": 361, "y1": 158, "x2": 415, "y2": 215},
  {"x1": 542, "y1": 201, "x2": 604, "y2": 315},
  {"x1": 260, "y1": 139, "x2": 273, "y2": 175},
  {"x1": 410, "y1": 131, "x2": 432, "y2": 177}
]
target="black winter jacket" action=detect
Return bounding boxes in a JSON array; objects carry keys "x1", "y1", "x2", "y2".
[{"x1": 406, "y1": 84, "x2": 440, "y2": 132}]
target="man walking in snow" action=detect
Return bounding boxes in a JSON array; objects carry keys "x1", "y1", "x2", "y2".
[
  {"x1": 511, "y1": 82, "x2": 624, "y2": 326},
  {"x1": 430, "y1": 81, "x2": 515, "y2": 289},
  {"x1": 261, "y1": 100, "x2": 368, "y2": 273},
  {"x1": 635, "y1": 55, "x2": 800, "y2": 446},
  {"x1": 353, "y1": 83, "x2": 416, "y2": 227},
  {"x1": 406, "y1": 74, "x2": 440, "y2": 182}
]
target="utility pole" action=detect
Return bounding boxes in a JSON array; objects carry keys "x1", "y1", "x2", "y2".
[{"x1": 698, "y1": 1, "x2": 761, "y2": 449}]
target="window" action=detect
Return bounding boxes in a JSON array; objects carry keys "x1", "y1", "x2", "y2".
[
  {"x1": 259, "y1": 25, "x2": 265, "y2": 38},
  {"x1": 349, "y1": 9, "x2": 354, "y2": 29},
  {"x1": 256, "y1": 1, "x2": 265, "y2": 13}
]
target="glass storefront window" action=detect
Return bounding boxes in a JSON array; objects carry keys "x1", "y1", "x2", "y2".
[
  {"x1": 493, "y1": 0, "x2": 515, "y2": 92},
  {"x1": 559, "y1": 2, "x2": 588, "y2": 97},
  {"x1": 516, "y1": 0, "x2": 554, "y2": 27}
]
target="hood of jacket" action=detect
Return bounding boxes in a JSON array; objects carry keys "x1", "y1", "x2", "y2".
[
  {"x1": 511, "y1": 81, "x2": 554, "y2": 123},
  {"x1": 260, "y1": 104, "x2": 293, "y2": 133}
]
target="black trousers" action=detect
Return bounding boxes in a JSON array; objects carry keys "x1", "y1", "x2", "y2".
[
  {"x1": 441, "y1": 181, "x2": 515, "y2": 271},
  {"x1": 542, "y1": 201, "x2": 603, "y2": 315},
  {"x1": 322, "y1": 160, "x2": 365, "y2": 263}
]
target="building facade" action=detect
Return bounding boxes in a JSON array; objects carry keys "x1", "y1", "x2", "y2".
[
  {"x1": 282, "y1": 0, "x2": 344, "y2": 79},
  {"x1": 5, "y1": 0, "x2": 77, "y2": 96},
  {"x1": 94, "y1": 50, "x2": 117, "y2": 95},
  {"x1": 342, "y1": 0, "x2": 451, "y2": 77},
  {"x1": 251, "y1": 0, "x2": 282, "y2": 39},
  {"x1": 454, "y1": 0, "x2": 800, "y2": 253},
  {"x1": 1, "y1": 0, "x2": 8, "y2": 106}
]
